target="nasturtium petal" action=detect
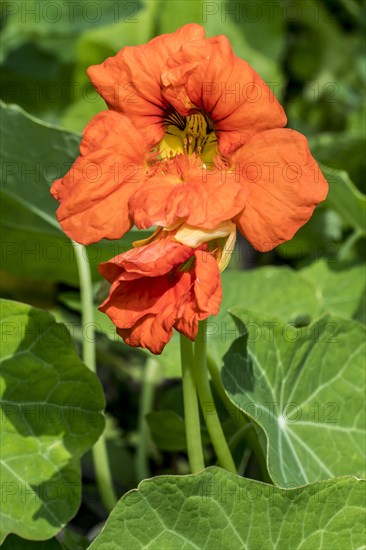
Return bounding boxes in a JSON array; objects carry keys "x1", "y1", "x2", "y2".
[
  {"x1": 162, "y1": 34, "x2": 287, "y2": 156},
  {"x1": 87, "y1": 23, "x2": 205, "y2": 145},
  {"x1": 232, "y1": 129, "x2": 328, "y2": 251},
  {"x1": 51, "y1": 110, "x2": 148, "y2": 245}
]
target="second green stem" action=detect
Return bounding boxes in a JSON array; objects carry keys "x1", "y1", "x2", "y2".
[
  {"x1": 180, "y1": 334, "x2": 205, "y2": 473},
  {"x1": 194, "y1": 319, "x2": 236, "y2": 474},
  {"x1": 72, "y1": 241, "x2": 117, "y2": 512}
]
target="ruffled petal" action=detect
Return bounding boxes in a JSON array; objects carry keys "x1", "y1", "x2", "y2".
[
  {"x1": 100, "y1": 267, "x2": 193, "y2": 353},
  {"x1": 87, "y1": 24, "x2": 205, "y2": 146},
  {"x1": 130, "y1": 158, "x2": 245, "y2": 230},
  {"x1": 99, "y1": 274, "x2": 180, "y2": 328},
  {"x1": 51, "y1": 111, "x2": 147, "y2": 244},
  {"x1": 162, "y1": 35, "x2": 287, "y2": 156},
  {"x1": 118, "y1": 314, "x2": 174, "y2": 355},
  {"x1": 173, "y1": 302, "x2": 198, "y2": 341},
  {"x1": 98, "y1": 238, "x2": 196, "y2": 352},
  {"x1": 99, "y1": 239, "x2": 193, "y2": 281},
  {"x1": 232, "y1": 129, "x2": 328, "y2": 251},
  {"x1": 98, "y1": 236, "x2": 223, "y2": 353},
  {"x1": 193, "y1": 251, "x2": 222, "y2": 316},
  {"x1": 79, "y1": 110, "x2": 146, "y2": 160},
  {"x1": 174, "y1": 251, "x2": 222, "y2": 340}
]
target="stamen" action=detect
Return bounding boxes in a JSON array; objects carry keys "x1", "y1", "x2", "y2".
[{"x1": 159, "y1": 110, "x2": 218, "y2": 164}]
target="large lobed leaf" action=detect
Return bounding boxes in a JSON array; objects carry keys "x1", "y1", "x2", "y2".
[
  {"x1": 0, "y1": 101, "x2": 80, "y2": 229},
  {"x1": 88, "y1": 467, "x2": 366, "y2": 550},
  {"x1": 0, "y1": 299, "x2": 105, "y2": 543},
  {"x1": 222, "y1": 311, "x2": 366, "y2": 487}
]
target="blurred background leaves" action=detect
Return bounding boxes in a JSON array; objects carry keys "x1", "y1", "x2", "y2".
[{"x1": 1, "y1": 0, "x2": 365, "y2": 542}]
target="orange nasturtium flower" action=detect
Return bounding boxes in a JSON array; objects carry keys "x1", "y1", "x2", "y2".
[
  {"x1": 51, "y1": 23, "x2": 328, "y2": 251},
  {"x1": 99, "y1": 223, "x2": 235, "y2": 354},
  {"x1": 50, "y1": 24, "x2": 329, "y2": 352}
]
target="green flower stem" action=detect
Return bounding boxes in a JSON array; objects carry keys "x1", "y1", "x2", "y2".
[
  {"x1": 207, "y1": 354, "x2": 238, "y2": 415},
  {"x1": 207, "y1": 354, "x2": 271, "y2": 483},
  {"x1": 339, "y1": 228, "x2": 363, "y2": 260},
  {"x1": 180, "y1": 334, "x2": 205, "y2": 473},
  {"x1": 194, "y1": 320, "x2": 236, "y2": 474},
  {"x1": 136, "y1": 358, "x2": 160, "y2": 481},
  {"x1": 72, "y1": 241, "x2": 117, "y2": 512}
]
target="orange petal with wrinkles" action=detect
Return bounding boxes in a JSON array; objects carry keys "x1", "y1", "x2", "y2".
[
  {"x1": 87, "y1": 24, "x2": 205, "y2": 146},
  {"x1": 51, "y1": 111, "x2": 147, "y2": 244},
  {"x1": 99, "y1": 240, "x2": 222, "y2": 353},
  {"x1": 232, "y1": 129, "x2": 328, "y2": 251},
  {"x1": 130, "y1": 156, "x2": 245, "y2": 230},
  {"x1": 162, "y1": 34, "x2": 287, "y2": 155}
]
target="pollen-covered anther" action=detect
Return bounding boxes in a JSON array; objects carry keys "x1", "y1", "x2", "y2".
[{"x1": 158, "y1": 110, "x2": 218, "y2": 164}]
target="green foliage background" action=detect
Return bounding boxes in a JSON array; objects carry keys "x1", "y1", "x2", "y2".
[{"x1": 0, "y1": 0, "x2": 365, "y2": 548}]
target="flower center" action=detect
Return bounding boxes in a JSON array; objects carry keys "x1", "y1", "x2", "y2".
[{"x1": 159, "y1": 111, "x2": 218, "y2": 164}]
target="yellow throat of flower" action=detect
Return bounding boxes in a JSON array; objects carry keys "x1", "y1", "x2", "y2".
[{"x1": 159, "y1": 111, "x2": 218, "y2": 165}]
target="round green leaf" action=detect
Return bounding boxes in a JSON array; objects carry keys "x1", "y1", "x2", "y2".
[
  {"x1": 88, "y1": 467, "x2": 365, "y2": 550},
  {"x1": 220, "y1": 267, "x2": 318, "y2": 322},
  {"x1": 146, "y1": 411, "x2": 188, "y2": 451},
  {"x1": 0, "y1": 101, "x2": 80, "y2": 230},
  {"x1": 222, "y1": 311, "x2": 366, "y2": 487},
  {"x1": 0, "y1": 299, "x2": 105, "y2": 543}
]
